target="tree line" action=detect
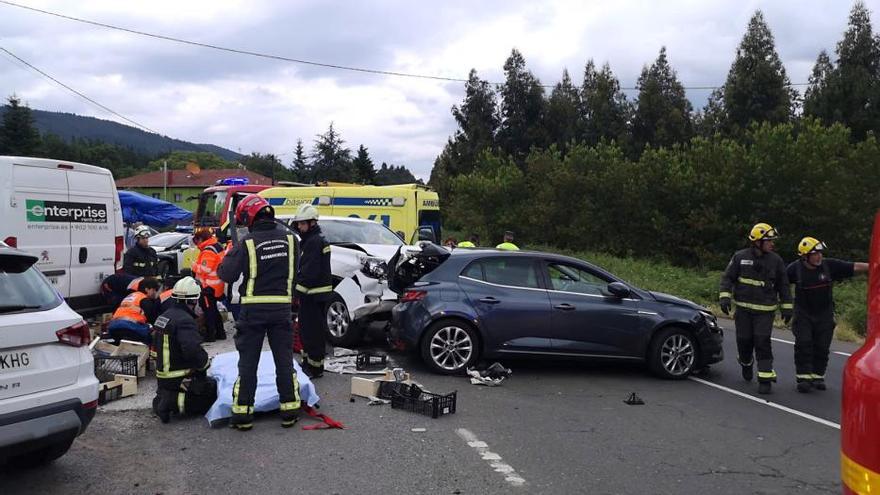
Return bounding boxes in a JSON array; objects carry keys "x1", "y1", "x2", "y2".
[
  {"x1": 0, "y1": 97, "x2": 417, "y2": 186},
  {"x1": 433, "y1": 3, "x2": 880, "y2": 267}
]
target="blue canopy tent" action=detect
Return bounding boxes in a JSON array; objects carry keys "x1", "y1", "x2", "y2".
[{"x1": 118, "y1": 190, "x2": 193, "y2": 228}]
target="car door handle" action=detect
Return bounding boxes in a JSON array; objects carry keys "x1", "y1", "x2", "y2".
[
  {"x1": 479, "y1": 297, "x2": 501, "y2": 304},
  {"x1": 554, "y1": 303, "x2": 576, "y2": 311}
]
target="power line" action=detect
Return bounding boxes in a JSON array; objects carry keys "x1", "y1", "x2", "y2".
[
  {"x1": 0, "y1": 0, "x2": 810, "y2": 91},
  {"x1": 0, "y1": 45, "x2": 158, "y2": 133}
]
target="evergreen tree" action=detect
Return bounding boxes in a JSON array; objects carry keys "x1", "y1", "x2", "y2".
[
  {"x1": 722, "y1": 10, "x2": 795, "y2": 130},
  {"x1": 632, "y1": 47, "x2": 693, "y2": 150},
  {"x1": 581, "y1": 60, "x2": 631, "y2": 146},
  {"x1": 805, "y1": 2, "x2": 880, "y2": 139},
  {"x1": 352, "y1": 144, "x2": 376, "y2": 184},
  {"x1": 497, "y1": 49, "x2": 547, "y2": 161},
  {"x1": 310, "y1": 123, "x2": 353, "y2": 182},
  {"x1": 375, "y1": 162, "x2": 417, "y2": 185},
  {"x1": 695, "y1": 88, "x2": 727, "y2": 137},
  {"x1": 0, "y1": 95, "x2": 41, "y2": 155},
  {"x1": 546, "y1": 69, "x2": 582, "y2": 151}
]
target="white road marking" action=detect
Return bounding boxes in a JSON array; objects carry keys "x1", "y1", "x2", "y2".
[
  {"x1": 688, "y1": 377, "x2": 840, "y2": 430},
  {"x1": 456, "y1": 428, "x2": 527, "y2": 487},
  {"x1": 771, "y1": 337, "x2": 853, "y2": 357}
]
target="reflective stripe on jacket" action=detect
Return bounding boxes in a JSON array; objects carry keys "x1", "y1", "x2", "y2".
[
  {"x1": 295, "y1": 226, "x2": 332, "y2": 298},
  {"x1": 112, "y1": 291, "x2": 147, "y2": 324},
  {"x1": 153, "y1": 303, "x2": 209, "y2": 380},
  {"x1": 719, "y1": 247, "x2": 792, "y2": 312},
  {"x1": 193, "y1": 237, "x2": 226, "y2": 298},
  {"x1": 217, "y1": 221, "x2": 298, "y2": 307}
]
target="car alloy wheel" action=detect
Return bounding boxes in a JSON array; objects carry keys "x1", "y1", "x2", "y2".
[
  {"x1": 326, "y1": 300, "x2": 350, "y2": 338},
  {"x1": 429, "y1": 325, "x2": 473, "y2": 371},
  {"x1": 660, "y1": 333, "x2": 695, "y2": 377}
]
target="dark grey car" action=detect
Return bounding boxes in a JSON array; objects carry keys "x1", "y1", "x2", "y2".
[{"x1": 391, "y1": 247, "x2": 724, "y2": 378}]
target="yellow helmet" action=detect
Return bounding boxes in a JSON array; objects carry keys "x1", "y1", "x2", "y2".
[
  {"x1": 797, "y1": 237, "x2": 827, "y2": 256},
  {"x1": 748, "y1": 222, "x2": 779, "y2": 242}
]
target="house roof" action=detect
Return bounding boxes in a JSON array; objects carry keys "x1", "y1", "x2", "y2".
[{"x1": 115, "y1": 169, "x2": 273, "y2": 188}]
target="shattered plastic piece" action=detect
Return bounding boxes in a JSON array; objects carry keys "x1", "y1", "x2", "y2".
[
  {"x1": 333, "y1": 347, "x2": 359, "y2": 357},
  {"x1": 624, "y1": 392, "x2": 645, "y2": 405},
  {"x1": 411, "y1": 428, "x2": 426, "y2": 432},
  {"x1": 367, "y1": 396, "x2": 390, "y2": 406},
  {"x1": 466, "y1": 364, "x2": 511, "y2": 387}
]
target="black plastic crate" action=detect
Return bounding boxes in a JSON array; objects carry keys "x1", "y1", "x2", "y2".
[
  {"x1": 94, "y1": 354, "x2": 139, "y2": 383},
  {"x1": 98, "y1": 383, "x2": 123, "y2": 405},
  {"x1": 377, "y1": 380, "x2": 412, "y2": 400},
  {"x1": 385, "y1": 383, "x2": 456, "y2": 418}
]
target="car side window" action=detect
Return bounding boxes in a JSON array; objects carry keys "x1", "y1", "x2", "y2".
[
  {"x1": 547, "y1": 263, "x2": 608, "y2": 295},
  {"x1": 478, "y1": 258, "x2": 541, "y2": 289},
  {"x1": 461, "y1": 261, "x2": 484, "y2": 281}
]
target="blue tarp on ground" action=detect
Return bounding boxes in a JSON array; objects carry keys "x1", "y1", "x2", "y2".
[
  {"x1": 118, "y1": 190, "x2": 193, "y2": 228},
  {"x1": 205, "y1": 350, "x2": 320, "y2": 427}
]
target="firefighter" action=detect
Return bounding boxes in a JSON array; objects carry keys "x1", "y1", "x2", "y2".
[
  {"x1": 107, "y1": 278, "x2": 161, "y2": 345},
  {"x1": 217, "y1": 195, "x2": 300, "y2": 431},
  {"x1": 719, "y1": 222, "x2": 793, "y2": 394},
  {"x1": 291, "y1": 203, "x2": 332, "y2": 379},
  {"x1": 192, "y1": 229, "x2": 227, "y2": 342},
  {"x1": 787, "y1": 237, "x2": 868, "y2": 393},
  {"x1": 123, "y1": 225, "x2": 160, "y2": 277},
  {"x1": 458, "y1": 234, "x2": 479, "y2": 248},
  {"x1": 496, "y1": 231, "x2": 520, "y2": 251},
  {"x1": 152, "y1": 277, "x2": 217, "y2": 424}
]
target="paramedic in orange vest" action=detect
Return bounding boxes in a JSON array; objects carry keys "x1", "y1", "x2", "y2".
[
  {"x1": 107, "y1": 278, "x2": 161, "y2": 345},
  {"x1": 192, "y1": 229, "x2": 227, "y2": 342}
]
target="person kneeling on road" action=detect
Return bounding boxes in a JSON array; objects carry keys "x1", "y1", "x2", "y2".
[
  {"x1": 719, "y1": 223, "x2": 793, "y2": 395},
  {"x1": 152, "y1": 276, "x2": 217, "y2": 424},
  {"x1": 107, "y1": 277, "x2": 161, "y2": 345},
  {"x1": 787, "y1": 237, "x2": 868, "y2": 393},
  {"x1": 218, "y1": 194, "x2": 300, "y2": 431}
]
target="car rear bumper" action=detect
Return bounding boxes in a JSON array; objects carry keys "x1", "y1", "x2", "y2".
[
  {"x1": 391, "y1": 301, "x2": 432, "y2": 348},
  {"x1": 0, "y1": 398, "x2": 96, "y2": 461}
]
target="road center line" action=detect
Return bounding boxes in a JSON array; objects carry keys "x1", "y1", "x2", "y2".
[
  {"x1": 688, "y1": 377, "x2": 840, "y2": 430},
  {"x1": 456, "y1": 428, "x2": 526, "y2": 487},
  {"x1": 771, "y1": 337, "x2": 853, "y2": 357}
]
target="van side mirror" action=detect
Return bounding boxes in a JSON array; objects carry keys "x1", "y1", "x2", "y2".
[
  {"x1": 607, "y1": 282, "x2": 631, "y2": 298},
  {"x1": 417, "y1": 226, "x2": 436, "y2": 243}
]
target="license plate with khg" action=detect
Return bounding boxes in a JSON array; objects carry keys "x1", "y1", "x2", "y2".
[{"x1": 0, "y1": 351, "x2": 31, "y2": 373}]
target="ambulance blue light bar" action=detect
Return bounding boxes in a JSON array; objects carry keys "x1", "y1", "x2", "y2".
[{"x1": 218, "y1": 177, "x2": 249, "y2": 186}]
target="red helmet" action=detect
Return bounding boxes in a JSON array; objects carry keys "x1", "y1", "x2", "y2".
[{"x1": 234, "y1": 194, "x2": 273, "y2": 227}]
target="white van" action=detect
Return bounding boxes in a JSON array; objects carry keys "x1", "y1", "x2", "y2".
[{"x1": 0, "y1": 156, "x2": 124, "y2": 312}]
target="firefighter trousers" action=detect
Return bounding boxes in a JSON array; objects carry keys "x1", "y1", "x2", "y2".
[
  {"x1": 155, "y1": 375, "x2": 217, "y2": 416},
  {"x1": 734, "y1": 309, "x2": 776, "y2": 382},
  {"x1": 298, "y1": 295, "x2": 326, "y2": 369},
  {"x1": 792, "y1": 309, "x2": 835, "y2": 379},
  {"x1": 232, "y1": 307, "x2": 300, "y2": 415},
  {"x1": 199, "y1": 291, "x2": 226, "y2": 341}
]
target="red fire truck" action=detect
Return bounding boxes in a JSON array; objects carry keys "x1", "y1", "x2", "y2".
[
  {"x1": 841, "y1": 211, "x2": 880, "y2": 494},
  {"x1": 193, "y1": 178, "x2": 271, "y2": 233}
]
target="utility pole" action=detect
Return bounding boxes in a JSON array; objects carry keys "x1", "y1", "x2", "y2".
[{"x1": 163, "y1": 160, "x2": 168, "y2": 201}]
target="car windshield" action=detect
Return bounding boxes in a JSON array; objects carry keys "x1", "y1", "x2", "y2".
[
  {"x1": 197, "y1": 191, "x2": 227, "y2": 227},
  {"x1": 0, "y1": 254, "x2": 61, "y2": 314},
  {"x1": 149, "y1": 233, "x2": 188, "y2": 248},
  {"x1": 312, "y1": 219, "x2": 404, "y2": 246}
]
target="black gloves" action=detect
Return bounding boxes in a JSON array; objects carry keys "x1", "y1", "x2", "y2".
[
  {"x1": 781, "y1": 309, "x2": 792, "y2": 325},
  {"x1": 719, "y1": 297, "x2": 731, "y2": 316}
]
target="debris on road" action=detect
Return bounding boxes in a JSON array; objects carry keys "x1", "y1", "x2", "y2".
[
  {"x1": 467, "y1": 363, "x2": 512, "y2": 387},
  {"x1": 356, "y1": 351, "x2": 388, "y2": 370},
  {"x1": 92, "y1": 338, "x2": 149, "y2": 404},
  {"x1": 325, "y1": 347, "x2": 389, "y2": 375},
  {"x1": 367, "y1": 396, "x2": 390, "y2": 406},
  {"x1": 350, "y1": 369, "x2": 414, "y2": 399},
  {"x1": 624, "y1": 392, "x2": 645, "y2": 405}
]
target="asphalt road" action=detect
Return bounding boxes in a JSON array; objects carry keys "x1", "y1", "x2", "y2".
[{"x1": 0, "y1": 320, "x2": 856, "y2": 494}]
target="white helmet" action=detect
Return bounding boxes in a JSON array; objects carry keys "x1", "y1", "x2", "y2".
[
  {"x1": 134, "y1": 225, "x2": 152, "y2": 239},
  {"x1": 172, "y1": 276, "x2": 202, "y2": 300},
  {"x1": 292, "y1": 203, "x2": 319, "y2": 222}
]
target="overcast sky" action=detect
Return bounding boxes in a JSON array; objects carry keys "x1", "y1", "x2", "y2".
[{"x1": 0, "y1": 1, "x2": 876, "y2": 178}]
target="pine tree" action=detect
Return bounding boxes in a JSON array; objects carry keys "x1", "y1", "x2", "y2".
[
  {"x1": 722, "y1": 11, "x2": 795, "y2": 130},
  {"x1": 0, "y1": 95, "x2": 41, "y2": 155},
  {"x1": 291, "y1": 138, "x2": 311, "y2": 182},
  {"x1": 803, "y1": 51, "x2": 836, "y2": 122},
  {"x1": 497, "y1": 48, "x2": 547, "y2": 161},
  {"x1": 695, "y1": 88, "x2": 727, "y2": 137},
  {"x1": 352, "y1": 144, "x2": 376, "y2": 184},
  {"x1": 632, "y1": 47, "x2": 693, "y2": 150},
  {"x1": 546, "y1": 69, "x2": 582, "y2": 151},
  {"x1": 310, "y1": 123, "x2": 353, "y2": 182},
  {"x1": 581, "y1": 60, "x2": 631, "y2": 146}
]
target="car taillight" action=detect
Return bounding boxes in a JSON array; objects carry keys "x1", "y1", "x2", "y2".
[
  {"x1": 3, "y1": 236, "x2": 17, "y2": 248},
  {"x1": 401, "y1": 290, "x2": 427, "y2": 303},
  {"x1": 56, "y1": 320, "x2": 91, "y2": 347},
  {"x1": 114, "y1": 235, "x2": 124, "y2": 272},
  {"x1": 83, "y1": 400, "x2": 98, "y2": 409}
]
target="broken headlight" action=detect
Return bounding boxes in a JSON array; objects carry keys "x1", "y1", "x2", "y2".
[
  {"x1": 699, "y1": 310, "x2": 721, "y2": 333},
  {"x1": 361, "y1": 257, "x2": 388, "y2": 279}
]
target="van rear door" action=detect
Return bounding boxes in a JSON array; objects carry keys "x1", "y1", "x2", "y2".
[
  {"x1": 11, "y1": 163, "x2": 72, "y2": 297},
  {"x1": 67, "y1": 169, "x2": 116, "y2": 301}
]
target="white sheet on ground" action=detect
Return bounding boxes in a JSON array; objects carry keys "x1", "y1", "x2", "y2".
[{"x1": 205, "y1": 350, "x2": 320, "y2": 427}]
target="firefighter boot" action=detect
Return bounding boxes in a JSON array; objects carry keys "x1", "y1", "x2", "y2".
[
  {"x1": 796, "y1": 379, "x2": 812, "y2": 393},
  {"x1": 740, "y1": 362, "x2": 754, "y2": 382},
  {"x1": 280, "y1": 409, "x2": 299, "y2": 428},
  {"x1": 813, "y1": 378, "x2": 826, "y2": 391},
  {"x1": 758, "y1": 381, "x2": 772, "y2": 395},
  {"x1": 229, "y1": 413, "x2": 254, "y2": 431},
  {"x1": 302, "y1": 362, "x2": 324, "y2": 379},
  {"x1": 152, "y1": 390, "x2": 174, "y2": 424}
]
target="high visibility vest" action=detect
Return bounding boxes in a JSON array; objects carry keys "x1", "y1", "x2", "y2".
[
  {"x1": 126, "y1": 277, "x2": 144, "y2": 292},
  {"x1": 496, "y1": 242, "x2": 520, "y2": 251},
  {"x1": 242, "y1": 234, "x2": 296, "y2": 304},
  {"x1": 192, "y1": 238, "x2": 226, "y2": 298},
  {"x1": 159, "y1": 289, "x2": 173, "y2": 305},
  {"x1": 112, "y1": 291, "x2": 147, "y2": 324},
  {"x1": 458, "y1": 241, "x2": 476, "y2": 248}
]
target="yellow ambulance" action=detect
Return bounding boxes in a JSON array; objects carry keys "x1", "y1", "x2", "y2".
[{"x1": 259, "y1": 183, "x2": 441, "y2": 243}]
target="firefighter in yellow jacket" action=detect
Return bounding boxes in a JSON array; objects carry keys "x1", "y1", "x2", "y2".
[{"x1": 719, "y1": 223, "x2": 793, "y2": 395}]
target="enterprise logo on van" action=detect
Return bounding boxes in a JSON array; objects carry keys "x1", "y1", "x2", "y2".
[{"x1": 26, "y1": 199, "x2": 108, "y2": 223}]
